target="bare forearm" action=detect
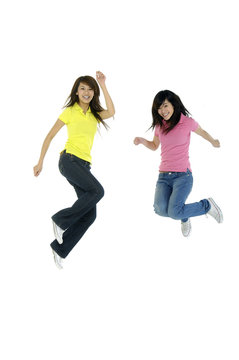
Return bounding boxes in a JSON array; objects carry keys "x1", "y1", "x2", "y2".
[
  {"x1": 100, "y1": 83, "x2": 115, "y2": 116},
  {"x1": 134, "y1": 137, "x2": 158, "y2": 150},
  {"x1": 37, "y1": 134, "x2": 53, "y2": 165},
  {"x1": 200, "y1": 130, "x2": 215, "y2": 144},
  {"x1": 142, "y1": 139, "x2": 157, "y2": 150},
  {"x1": 34, "y1": 119, "x2": 65, "y2": 177},
  {"x1": 195, "y1": 126, "x2": 220, "y2": 147}
]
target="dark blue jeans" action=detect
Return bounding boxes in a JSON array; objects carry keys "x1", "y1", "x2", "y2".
[
  {"x1": 153, "y1": 169, "x2": 210, "y2": 222},
  {"x1": 51, "y1": 151, "x2": 104, "y2": 258}
]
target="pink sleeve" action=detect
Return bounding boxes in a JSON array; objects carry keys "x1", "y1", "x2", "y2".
[
  {"x1": 190, "y1": 117, "x2": 199, "y2": 132},
  {"x1": 154, "y1": 125, "x2": 160, "y2": 137}
]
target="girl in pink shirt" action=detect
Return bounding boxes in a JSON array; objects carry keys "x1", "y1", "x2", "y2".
[{"x1": 134, "y1": 90, "x2": 223, "y2": 237}]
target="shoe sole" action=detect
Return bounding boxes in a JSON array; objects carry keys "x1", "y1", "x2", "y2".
[
  {"x1": 181, "y1": 220, "x2": 191, "y2": 237},
  {"x1": 208, "y1": 198, "x2": 223, "y2": 223},
  {"x1": 52, "y1": 250, "x2": 63, "y2": 269},
  {"x1": 52, "y1": 221, "x2": 63, "y2": 244},
  {"x1": 183, "y1": 230, "x2": 191, "y2": 237}
]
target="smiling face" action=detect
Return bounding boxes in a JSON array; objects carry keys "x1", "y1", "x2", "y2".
[
  {"x1": 158, "y1": 99, "x2": 174, "y2": 121},
  {"x1": 76, "y1": 82, "x2": 94, "y2": 106}
]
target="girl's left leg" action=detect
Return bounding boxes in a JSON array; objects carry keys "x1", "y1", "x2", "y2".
[
  {"x1": 51, "y1": 176, "x2": 99, "y2": 259},
  {"x1": 168, "y1": 170, "x2": 210, "y2": 220},
  {"x1": 153, "y1": 174, "x2": 172, "y2": 217}
]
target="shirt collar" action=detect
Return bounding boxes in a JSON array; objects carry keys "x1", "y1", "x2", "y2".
[
  {"x1": 74, "y1": 102, "x2": 92, "y2": 114},
  {"x1": 163, "y1": 113, "x2": 184, "y2": 126}
]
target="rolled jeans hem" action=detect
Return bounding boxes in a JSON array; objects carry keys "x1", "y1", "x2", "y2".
[{"x1": 50, "y1": 241, "x2": 67, "y2": 259}]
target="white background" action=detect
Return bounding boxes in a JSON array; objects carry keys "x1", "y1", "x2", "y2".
[{"x1": 1, "y1": 0, "x2": 238, "y2": 359}]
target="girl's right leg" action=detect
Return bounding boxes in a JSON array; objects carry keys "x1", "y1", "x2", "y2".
[
  {"x1": 153, "y1": 174, "x2": 172, "y2": 217},
  {"x1": 167, "y1": 171, "x2": 210, "y2": 220}
]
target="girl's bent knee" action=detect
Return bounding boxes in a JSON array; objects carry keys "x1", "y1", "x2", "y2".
[
  {"x1": 97, "y1": 185, "x2": 104, "y2": 200},
  {"x1": 168, "y1": 207, "x2": 181, "y2": 220},
  {"x1": 154, "y1": 204, "x2": 168, "y2": 217}
]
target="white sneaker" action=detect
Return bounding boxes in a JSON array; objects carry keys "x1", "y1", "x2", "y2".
[
  {"x1": 52, "y1": 250, "x2": 63, "y2": 269},
  {"x1": 207, "y1": 198, "x2": 223, "y2": 223},
  {"x1": 52, "y1": 220, "x2": 64, "y2": 244},
  {"x1": 181, "y1": 219, "x2": 191, "y2": 237}
]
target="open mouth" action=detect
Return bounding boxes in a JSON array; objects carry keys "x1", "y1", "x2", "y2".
[{"x1": 163, "y1": 113, "x2": 170, "y2": 118}]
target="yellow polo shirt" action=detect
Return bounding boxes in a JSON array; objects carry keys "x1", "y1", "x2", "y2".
[{"x1": 59, "y1": 102, "x2": 98, "y2": 163}]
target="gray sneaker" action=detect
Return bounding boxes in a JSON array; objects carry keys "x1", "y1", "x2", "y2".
[
  {"x1": 181, "y1": 219, "x2": 191, "y2": 237},
  {"x1": 52, "y1": 220, "x2": 64, "y2": 244},
  {"x1": 52, "y1": 250, "x2": 63, "y2": 269},
  {"x1": 207, "y1": 198, "x2": 223, "y2": 223}
]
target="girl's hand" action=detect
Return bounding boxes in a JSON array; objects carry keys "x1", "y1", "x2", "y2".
[
  {"x1": 96, "y1": 71, "x2": 106, "y2": 86},
  {"x1": 212, "y1": 139, "x2": 220, "y2": 148},
  {"x1": 134, "y1": 137, "x2": 143, "y2": 145},
  {"x1": 33, "y1": 163, "x2": 43, "y2": 177}
]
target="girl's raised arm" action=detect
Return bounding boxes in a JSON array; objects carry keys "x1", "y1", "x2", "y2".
[
  {"x1": 33, "y1": 119, "x2": 65, "y2": 177},
  {"x1": 96, "y1": 71, "x2": 115, "y2": 119}
]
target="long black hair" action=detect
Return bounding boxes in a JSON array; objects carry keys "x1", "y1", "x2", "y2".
[
  {"x1": 64, "y1": 75, "x2": 109, "y2": 129},
  {"x1": 151, "y1": 90, "x2": 191, "y2": 134}
]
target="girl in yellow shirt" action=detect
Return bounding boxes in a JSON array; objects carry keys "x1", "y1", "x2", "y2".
[{"x1": 34, "y1": 71, "x2": 115, "y2": 269}]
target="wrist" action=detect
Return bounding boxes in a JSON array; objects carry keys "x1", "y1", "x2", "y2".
[{"x1": 99, "y1": 82, "x2": 107, "y2": 90}]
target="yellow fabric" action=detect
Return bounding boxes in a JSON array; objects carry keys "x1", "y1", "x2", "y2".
[{"x1": 59, "y1": 102, "x2": 98, "y2": 163}]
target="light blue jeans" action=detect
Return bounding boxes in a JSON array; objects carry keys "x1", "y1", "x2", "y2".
[{"x1": 153, "y1": 169, "x2": 210, "y2": 222}]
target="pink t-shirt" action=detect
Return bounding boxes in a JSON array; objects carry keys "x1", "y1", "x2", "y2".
[{"x1": 154, "y1": 114, "x2": 199, "y2": 172}]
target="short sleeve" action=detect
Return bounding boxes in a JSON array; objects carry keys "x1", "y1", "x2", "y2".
[
  {"x1": 58, "y1": 107, "x2": 72, "y2": 125},
  {"x1": 154, "y1": 125, "x2": 160, "y2": 137},
  {"x1": 189, "y1": 117, "x2": 199, "y2": 132}
]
